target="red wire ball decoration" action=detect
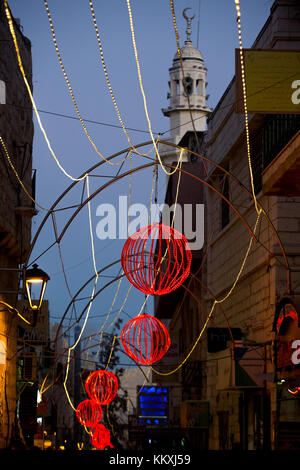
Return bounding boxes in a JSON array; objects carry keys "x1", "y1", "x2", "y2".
[
  {"x1": 85, "y1": 370, "x2": 118, "y2": 405},
  {"x1": 76, "y1": 399, "x2": 103, "y2": 427},
  {"x1": 120, "y1": 314, "x2": 171, "y2": 365},
  {"x1": 90, "y1": 424, "x2": 114, "y2": 450},
  {"x1": 121, "y1": 223, "x2": 192, "y2": 295}
]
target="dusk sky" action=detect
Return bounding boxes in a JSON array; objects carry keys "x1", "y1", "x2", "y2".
[{"x1": 7, "y1": 0, "x2": 273, "y2": 359}]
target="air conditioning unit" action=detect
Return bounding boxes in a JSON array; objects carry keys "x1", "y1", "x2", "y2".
[{"x1": 17, "y1": 354, "x2": 37, "y2": 382}]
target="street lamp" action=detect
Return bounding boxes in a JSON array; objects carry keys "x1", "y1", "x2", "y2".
[
  {"x1": 25, "y1": 264, "x2": 50, "y2": 325},
  {"x1": 0, "y1": 263, "x2": 50, "y2": 326}
]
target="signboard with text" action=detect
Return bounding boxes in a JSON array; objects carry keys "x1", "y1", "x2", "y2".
[{"x1": 235, "y1": 49, "x2": 300, "y2": 113}]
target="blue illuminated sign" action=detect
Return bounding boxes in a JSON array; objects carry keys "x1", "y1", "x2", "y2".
[{"x1": 137, "y1": 385, "x2": 168, "y2": 425}]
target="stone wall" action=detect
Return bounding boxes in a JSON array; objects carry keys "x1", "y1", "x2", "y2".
[
  {"x1": 202, "y1": 0, "x2": 300, "y2": 450},
  {"x1": 0, "y1": 3, "x2": 33, "y2": 449}
]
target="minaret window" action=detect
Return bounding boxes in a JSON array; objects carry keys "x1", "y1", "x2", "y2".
[
  {"x1": 176, "y1": 80, "x2": 180, "y2": 95},
  {"x1": 182, "y1": 76, "x2": 193, "y2": 96},
  {"x1": 196, "y1": 80, "x2": 202, "y2": 95}
]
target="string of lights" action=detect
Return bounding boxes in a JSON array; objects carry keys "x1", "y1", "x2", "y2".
[
  {"x1": 152, "y1": 210, "x2": 262, "y2": 377},
  {"x1": 125, "y1": 0, "x2": 184, "y2": 176},
  {"x1": 4, "y1": 1, "x2": 89, "y2": 182},
  {"x1": 62, "y1": 174, "x2": 101, "y2": 410},
  {"x1": 0, "y1": 136, "x2": 49, "y2": 211},
  {"x1": 88, "y1": 0, "x2": 157, "y2": 159},
  {"x1": 42, "y1": 0, "x2": 141, "y2": 167}
]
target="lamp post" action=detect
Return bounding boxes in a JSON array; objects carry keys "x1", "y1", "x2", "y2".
[
  {"x1": 24, "y1": 264, "x2": 50, "y2": 327},
  {"x1": 0, "y1": 263, "x2": 50, "y2": 327}
]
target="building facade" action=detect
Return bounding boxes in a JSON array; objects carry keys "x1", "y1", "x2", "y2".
[
  {"x1": 155, "y1": 0, "x2": 300, "y2": 450},
  {"x1": 203, "y1": 0, "x2": 300, "y2": 450},
  {"x1": 0, "y1": 4, "x2": 35, "y2": 448}
]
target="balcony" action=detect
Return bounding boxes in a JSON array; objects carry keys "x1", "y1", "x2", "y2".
[{"x1": 262, "y1": 117, "x2": 300, "y2": 196}]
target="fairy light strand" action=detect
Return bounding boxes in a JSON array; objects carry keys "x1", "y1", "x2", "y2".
[
  {"x1": 152, "y1": 210, "x2": 262, "y2": 376},
  {"x1": 63, "y1": 174, "x2": 101, "y2": 410},
  {"x1": 125, "y1": 0, "x2": 182, "y2": 176},
  {"x1": 0, "y1": 136, "x2": 49, "y2": 211},
  {"x1": 88, "y1": 0, "x2": 157, "y2": 159},
  {"x1": 4, "y1": 1, "x2": 88, "y2": 182},
  {"x1": 43, "y1": 0, "x2": 149, "y2": 166}
]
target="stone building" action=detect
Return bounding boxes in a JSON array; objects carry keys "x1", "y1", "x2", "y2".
[
  {"x1": 154, "y1": 0, "x2": 300, "y2": 451},
  {"x1": 203, "y1": 0, "x2": 300, "y2": 450},
  {"x1": 0, "y1": 4, "x2": 35, "y2": 448}
]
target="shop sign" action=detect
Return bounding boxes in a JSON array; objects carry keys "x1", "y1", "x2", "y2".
[{"x1": 235, "y1": 49, "x2": 300, "y2": 113}]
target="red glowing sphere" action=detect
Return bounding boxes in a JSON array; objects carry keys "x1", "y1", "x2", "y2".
[
  {"x1": 90, "y1": 423, "x2": 114, "y2": 450},
  {"x1": 121, "y1": 223, "x2": 192, "y2": 295},
  {"x1": 120, "y1": 314, "x2": 170, "y2": 365},
  {"x1": 76, "y1": 399, "x2": 103, "y2": 427},
  {"x1": 85, "y1": 370, "x2": 118, "y2": 405}
]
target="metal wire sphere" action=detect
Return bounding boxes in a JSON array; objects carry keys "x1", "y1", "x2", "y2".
[
  {"x1": 90, "y1": 423, "x2": 114, "y2": 450},
  {"x1": 76, "y1": 399, "x2": 103, "y2": 427},
  {"x1": 121, "y1": 223, "x2": 192, "y2": 295},
  {"x1": 85, "y1": 370, "x2": 118, "y2": 405},
  {"x1": 120, "y1": 314, "x2": 171, "y2": 365}
]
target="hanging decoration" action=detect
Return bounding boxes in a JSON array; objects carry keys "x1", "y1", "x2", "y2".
[
  {"x1": 121, "y1": 223, "x2": 192, "y2": 295},
  {"x1": 120, "y1": 314, "x2": 170, "y2": 365},
  {"x1": 76, "y1": 399, "x2": 103, "y2": 427},
  {"x1": 85, "y1": 370, "x2": 118, "y2": 405},
  {"x1": 90, "y1": 423, "x2": 114, "y2": 450}
]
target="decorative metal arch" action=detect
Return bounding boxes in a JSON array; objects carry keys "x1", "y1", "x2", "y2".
[{"x1": 26, "y1": 139, "x2": 290, "y2": 280}]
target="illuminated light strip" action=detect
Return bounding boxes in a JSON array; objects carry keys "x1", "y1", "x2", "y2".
[
  {"x1": 136, "y1": 149, "x2": 184, "y2": 317},
  {"x1": 105, "y1": 336, "x2": 117, "y2": 370},
  {"x1": 0, "y1": 300, "x2": 31, "y2": 325},
  {"x1": 152, "y1": 210, "x2": 262, "y2": 376},
  {"x1": 125, "y1": 0, "x2": 182, "y2": 176},
  {"x1": 63, "y1": 278, "x2": 98, "y2": 411},
  {"x1": 63, "y1": 173, "x2": 100, "y2": 410},
  {"x1": 94, "y1": 149, "x2": 167, "y2": 345},
  {"x1": 88, "y1": 0, "x2": 158, "y2": 159},
  {"x1": 3, "y1": 1, "x2": 86, "y2": 182},
  {"x1": 87, "y1": 176, "x2": 98, "y2": 278},
  {"x1": 234, "y1": 0, "x2": 260, "y2": 216},
  {"x1": 0, "y1": 136, "x2": 49, "y2": 211},
  {"x1": 42, "y1": 0, "x2": 138, "y2": 166}
]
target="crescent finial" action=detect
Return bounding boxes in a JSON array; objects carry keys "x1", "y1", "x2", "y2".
[
  {"x1": 182, "y1": 8, "x2": 195, "y2": 43},
  {"x1": 183, "y1": 8, "x2": 195, "y2": 21}
]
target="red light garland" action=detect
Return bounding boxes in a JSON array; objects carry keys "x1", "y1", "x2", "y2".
[
  {"x1": 85, "y1": 370, "x2": 118, "y2": 405},
  {"x1": 120, "y1": 314, "x2": 170, "y2": 365},
  {"x1": 121, "y1": 223, "x2": 192, "y2": 295},
  {"x1": 90, "y1": 423, "x2": 114, "y2": 450},
  {"x1": 76, "y1": 399, "x2": 103, "y2": 427}
]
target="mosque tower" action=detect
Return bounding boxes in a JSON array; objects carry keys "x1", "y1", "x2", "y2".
[{"x1": 160, "y1": 8, "x2": 211, "y2": 163}]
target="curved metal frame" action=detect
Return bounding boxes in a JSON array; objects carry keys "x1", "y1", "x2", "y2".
[{"x1": 25, "y1": 140, "x2": 290, "y2": 297}]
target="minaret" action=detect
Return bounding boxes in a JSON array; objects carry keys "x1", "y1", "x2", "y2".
[{"x1": 160, "y1": 8, "x2": 210, "y2": 163}]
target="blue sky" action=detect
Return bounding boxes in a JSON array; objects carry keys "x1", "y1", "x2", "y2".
[{"x1": 6, "y1": 0, "x2": 273, "y2": 355}]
